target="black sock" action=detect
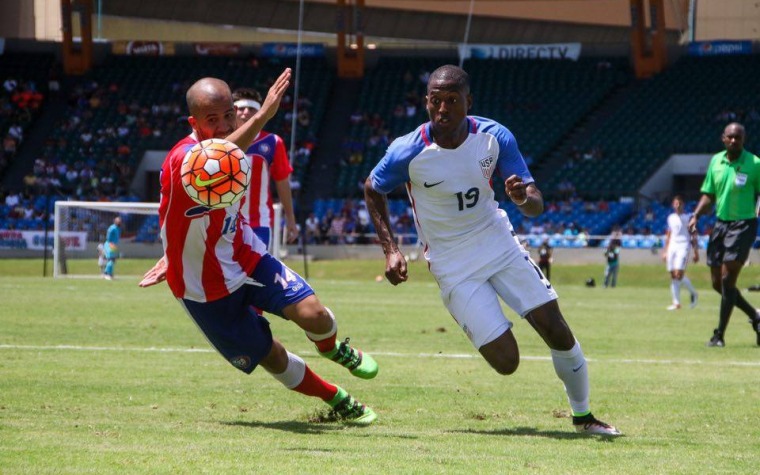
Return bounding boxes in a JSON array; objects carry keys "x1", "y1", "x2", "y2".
[
  {"x1": 718, "y1": 287, "x2": 738, "y2": 336},
  {"x1": 734, "y1": 291, "x2": 757, "y2": 320}
]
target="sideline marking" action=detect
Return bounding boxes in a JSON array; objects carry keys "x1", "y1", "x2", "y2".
[{"x1": 1, "y1": 344, "x2": 760, "y2": 367}]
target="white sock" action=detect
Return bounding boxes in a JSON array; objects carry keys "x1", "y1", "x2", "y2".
[
  {"x1": 304, "y1": 307, "x2": 337, "y2": 342},
  {"x1": 551, "y1": 340, "x2": 590, "y2": 416},
  {"x1": 267, "y1": 351, "x2": 306, "y2": 389},
  {"x1": 681, "y1": 276, "x2": 696, "y2": 295},
  {"x1": 671, "y1": 279, "x2": 681, "y2": 305}
]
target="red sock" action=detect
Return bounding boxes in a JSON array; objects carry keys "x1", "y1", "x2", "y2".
[
  {"x1": 292, "y1": 365, "x2": 338, "y2": 401},
  {"x1": 310, "y1": 333, "x2": 337, "y2": 353}
]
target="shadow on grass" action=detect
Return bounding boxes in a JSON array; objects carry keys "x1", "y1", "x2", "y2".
[
  {"x1": 450, "y1": 426, "x2": 622, "y2": 442},
  {"x1": 223, "y1": 420, "x2": 345, "y2": 435}
]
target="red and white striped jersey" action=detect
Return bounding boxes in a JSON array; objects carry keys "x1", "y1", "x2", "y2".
[
  {"x1": 159, "y1": 134, "x2": 267, "y2": 302},
  {"x1": 239, "y1": 131, "x2": 292, "y2": 229}
]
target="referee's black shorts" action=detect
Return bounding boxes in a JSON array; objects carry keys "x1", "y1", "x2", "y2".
[{"x1": 706, "y1": 218, "x2": 758, "y2": 267}]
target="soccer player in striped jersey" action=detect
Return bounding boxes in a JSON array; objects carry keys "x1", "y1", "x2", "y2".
[
  {"x1": 139, "y1": 71, "x2": 377, "y2": 424},
  {"x1": 365, "y1": 65, "x2": 619, "y2": 435},
  {"x1": 232, "y1": 87, "x2": 299, "y2": 251}
]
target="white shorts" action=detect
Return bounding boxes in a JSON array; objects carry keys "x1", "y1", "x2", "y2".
[
  {"x1": 666, "y1": 247, "x2": 690, "y2": 272},
  {"x1": 441, "y1": 249, "x2": 558, "y2": 349}
]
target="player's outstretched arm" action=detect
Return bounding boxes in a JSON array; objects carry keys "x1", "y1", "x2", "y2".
[
  {"x1": 505, "y1": 175, "x2": 544, "y2": 217},
  {"x1": 139, "y1": 255, "x2": 167, "y2": 287},
  {"x1": 364, "y1": 178, "x2": 408, "y2": 285},
  {"x1": 226, "y1": 68, "x2": 291, "y2": 150}
]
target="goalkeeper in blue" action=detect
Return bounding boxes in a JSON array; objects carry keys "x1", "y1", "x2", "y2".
[
  {"x1": 103, "y1": 216, "x2": 121, "y2": 280},
  {"x1": 365, "y1": 65, "x2": 620, "y2": 436}
]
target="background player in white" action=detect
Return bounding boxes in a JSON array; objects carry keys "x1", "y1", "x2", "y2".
[
  {"x1": 364, "y1": 64, "x2": 620, "y2": 436},
  {"x1": 662, "y1": 195, "x2": 699, "y2": 310},
  {"x1": 232, "y1": 88, "x2": 299, "y2": 251},
  {"x1": 139, "y1": 71, "x2": 378, "y2": 424}
]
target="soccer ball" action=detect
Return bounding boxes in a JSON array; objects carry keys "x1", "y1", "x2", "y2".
[{"x1": 181, "y1": 138, "x2": 250, "y2": 209}]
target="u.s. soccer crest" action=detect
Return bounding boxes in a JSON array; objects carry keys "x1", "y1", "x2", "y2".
[{"x1": 479, "y1": 155, "x2": 495, "y2": 179}]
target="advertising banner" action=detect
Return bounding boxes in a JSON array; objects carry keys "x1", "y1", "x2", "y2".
[
  {"x1": 687, "y1": 40, "x2": 752, "y2": 57},
  {"x1": 261, "y1": 43, "x2": 325, "y2": 58},
  {"x1": 0, "y1": 230, "x2": 87, "y2": 251},
  {"x1": 459, "y1": 43, "x2": 582, "y2": 61}
]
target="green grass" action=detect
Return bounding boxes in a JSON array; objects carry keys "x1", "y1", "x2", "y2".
[{"x1": 2, "y1": 258, "x2": 760, "y2": 473}]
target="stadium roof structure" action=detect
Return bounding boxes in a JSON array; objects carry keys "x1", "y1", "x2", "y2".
[{"x1": 99, "y1": 0, "x2": 688, "y2": 46}]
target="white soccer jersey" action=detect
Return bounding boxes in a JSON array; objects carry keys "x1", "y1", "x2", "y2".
[
  {"x1": 666, "y1": 211, "x2": 693, "y2": 271},
  {"x1": 369, "y1": 116, "x2": 534, "y2": 289},
  {"x1": 667, "y1": 212, "x2": 692, "y2": 249}
]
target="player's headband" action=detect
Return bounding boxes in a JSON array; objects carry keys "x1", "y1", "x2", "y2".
[{"x1": 234, "y1": 99, "x2": 261, "y2": 111}]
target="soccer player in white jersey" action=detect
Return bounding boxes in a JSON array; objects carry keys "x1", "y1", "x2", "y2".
[
  {"x1": 364, "y1": 65, "x2": 620, "y2": 436},
  {"x1": 138, "y1": 72, "x2": 377, "y2": 424},
  {"x1": 662, "y1": 195, "x2": 699, "y2": 310}
]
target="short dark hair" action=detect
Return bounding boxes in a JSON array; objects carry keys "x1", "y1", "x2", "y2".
[
  {"x1": 428, "y1": 65, "x2": 470, "y2": 92},
  {"x1": 232, "y1": 88, "x2": 262, "y2": 103}
]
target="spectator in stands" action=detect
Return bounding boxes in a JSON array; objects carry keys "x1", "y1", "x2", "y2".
[
  {"x1": 3, "y1": 78, "x2": 18, "y2": 93},
  {"x1": 319, "y1": 209, "x2": 334, "y2": 244},
  {"x1": 4, "y1": 190, "x2": 20, "y2": 208},
  {"x1": 364, "y1": 64, "x2": 619, "y2": 436},
  {"x1": 304, "y1": 212, "x2": 319, "y2": 244},
  {"x1": 3, "y1": 135, "x2": 17, "y2": 157},
  {"x1": 603, "y1": 241, "x2": 620, "y2": 288},
  {"x1": 576, "y1": 228, "x2": 589, "y2": 247},
  {"x1": 689, "y1": 122, "x2": 760, "y2": 347},
  {"x1": 328, "y1": 210, "x2": 347, "y2": 244},
  {"x1": 662, "y1": 195, "x2": 699, "y2": 311},
  {"x1": 233, "y1": 87, "x2": 299, "y2": 249}
]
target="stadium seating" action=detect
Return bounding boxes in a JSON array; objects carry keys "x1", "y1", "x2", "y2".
[
  {"x1": 335, "y1": 56, "x2": 626, "y2": 198},
  {"x1": 43, "y1": 55, "x2": 332, "y2": 197},
  {"x1": 544, "y1": 55, "x2": 760, "y2": 199}
]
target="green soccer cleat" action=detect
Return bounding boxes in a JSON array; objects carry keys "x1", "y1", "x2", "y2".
[
  {"x1": 573, "y1": 413, "x2": 622, "y2": 436},
  {"x1": 328, "y1": 387, "x2": 377, "y2": 425},
  {"x1": 320, "y1": 337, "x2": 378, "y2": 379}
]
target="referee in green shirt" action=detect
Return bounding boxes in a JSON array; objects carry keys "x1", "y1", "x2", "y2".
[{"x1": 690, "y1": 122, "x2": 760, "y2": 347}]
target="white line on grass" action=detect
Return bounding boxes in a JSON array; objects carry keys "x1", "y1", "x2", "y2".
[{"x1": 1, "y1": 344, "x2": 760, "y2": 367}]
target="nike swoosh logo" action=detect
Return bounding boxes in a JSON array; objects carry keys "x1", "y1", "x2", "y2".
[
  {"x1": 195, "y1": 174, "x2": 227, "y2": 187},
  {"x1": 572, "y1": 363, "x2": 584, "y2": 373},
  {"x1": 423, "y1": 180, "x2": 444, "y2": 188}
]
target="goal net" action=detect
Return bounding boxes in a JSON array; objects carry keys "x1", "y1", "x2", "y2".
[
  {"x1": 53, "y1": 201, "x2": 160, "y2": 278},
  {"x1": 53, "y1": 201, "x2": 285, "y2": 278}
]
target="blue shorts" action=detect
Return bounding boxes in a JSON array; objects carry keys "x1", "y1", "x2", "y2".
[{"x1": 180, "y1": 254, "x2": 314, "y2": 374}]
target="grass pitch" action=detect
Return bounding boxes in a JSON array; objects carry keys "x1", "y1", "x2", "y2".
[{"x1": 1, "y1": 258, "x2": 760, "y2": 474}]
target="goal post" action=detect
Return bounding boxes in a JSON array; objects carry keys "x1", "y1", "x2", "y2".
[
  {"x1": 52, "y1": 201, "x2": 287, "y2": 278},
  {"x1": 53, "y1": 201, "x2": 160, "y2": 278},
  {"x1": 272, "y1": 202, "x2": 284, "y2": 260}
]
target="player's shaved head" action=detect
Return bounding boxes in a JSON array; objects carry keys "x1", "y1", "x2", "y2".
[
  {"x1": 428, "y1": 65, "x2": 470, "y2": 93},
  {"x1": 186, "y1": 78, "x2": 232, "y2": 116}
]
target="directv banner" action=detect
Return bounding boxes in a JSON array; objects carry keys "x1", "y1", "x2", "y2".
[
  {"x1": 459, "y1": 43, "x2": 582, "y2": 61},
  {"x1": 0, "y1": 230, "x2": 87, "y2": 251},
  {"x1": 261, "y1": 43, "x2": 325, "y2": 58},
  {"x1": 688, "y1": 40, "x2": 752, "y2": 57}
]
